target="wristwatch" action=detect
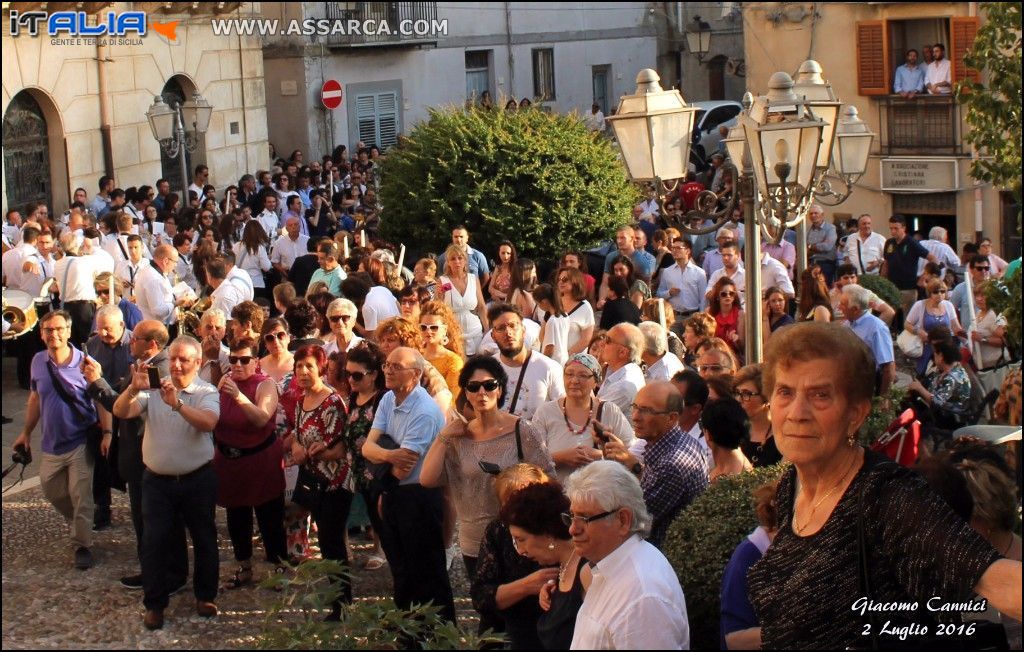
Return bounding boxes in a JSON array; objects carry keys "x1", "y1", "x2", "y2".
[{"x1": 171, "y1": 398, "x2": 184, "y2": 412}]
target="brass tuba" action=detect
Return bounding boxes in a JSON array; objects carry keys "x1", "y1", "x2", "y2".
[{"x1": 177, "y1": 295, "x2": 212, "y2": 338}]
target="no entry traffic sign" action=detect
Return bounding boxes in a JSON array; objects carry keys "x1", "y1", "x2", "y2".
[{"x1": 322, "y1": 80, "x2": 343, "y2": 110}]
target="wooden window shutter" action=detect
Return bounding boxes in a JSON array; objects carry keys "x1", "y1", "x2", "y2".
[
  {"x1": 950, "y1": 16, "x2": 981, "y2": 85},
  {"x1": 856, "y1": 21, "x2": 890, "y2": 96}
]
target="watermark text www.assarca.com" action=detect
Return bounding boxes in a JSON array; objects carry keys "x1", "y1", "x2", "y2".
[{"x1": 211, "y1": 17, "x2": 449, "y2": 37}]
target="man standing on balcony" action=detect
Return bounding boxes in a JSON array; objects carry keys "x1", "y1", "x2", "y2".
[
  {"x1": 894, "y1": 49, "x2": 926, "y2": 98},
  {"x1": 925, "y1": 44, "x2": 952, "y2": 95}
]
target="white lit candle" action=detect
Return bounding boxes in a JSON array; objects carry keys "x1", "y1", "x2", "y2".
[
  {"x1": 397, "y1": 244, "x2": 406, "y2": 272},
  {"x1": 108, "y1": 274, "x2": 115, "y2": 306},
  {"x1": 360, "y1": 230, "x2": 367, "y2": 248},
  {"x1": 657, "y1": 298, "x2": 665, "y2": 330},
  {"x1": 342, "y1": 236, "x2": 350, "y2": 260}
]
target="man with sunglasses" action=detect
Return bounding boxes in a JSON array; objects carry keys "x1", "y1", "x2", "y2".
[
  {"x1": 598, "y1": 382, "x2": 708, "y2": 549},
  {"x1": 323, "y1": 298, "x2": 363, "y2": 356},
  {"x1": 489, "y1": 303, "x2": 564, "y2": 421},
  {"x1": 949, "y1": 254, "x2": 992, "y2": 330},
  {"x1": 564, "y1": 460, "x2": 690, "y2": 649}
]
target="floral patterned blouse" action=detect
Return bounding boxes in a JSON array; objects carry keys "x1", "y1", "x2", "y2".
[
  {"x1": 289, "y1": 391, "x2": 350, "y2": 491},
  {"x1": 344, "y1": 390, "x2": 383, "y2": 493}
]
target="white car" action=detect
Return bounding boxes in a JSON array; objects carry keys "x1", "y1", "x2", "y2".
[{"x1": 690, "y1": 100, "x2": 743, "y2": 170}]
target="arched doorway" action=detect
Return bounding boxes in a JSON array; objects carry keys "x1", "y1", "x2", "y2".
[
  {"x1": 160, "y1": 76, "x2": 205, "y2": 199},
  {"x1": 707, "y1": 55, "x2": 727, "y2": 101},
  {"x1": 3, "y1": 91, "x2": 52, "y2": 212}
]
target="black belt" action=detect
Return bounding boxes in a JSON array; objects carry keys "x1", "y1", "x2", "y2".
[
  {"x1": 674, "y1": 309, "x2": 698, "y2": 317},
  {"x1": 64, "y1": 299, "x2": 93, "y2": 304},
  {"x1": 146, "y1": 461, "x2": 212, "y2": 481},
  {"x1": 216, "y1": 434, "x2": 276, "y2": 460}
]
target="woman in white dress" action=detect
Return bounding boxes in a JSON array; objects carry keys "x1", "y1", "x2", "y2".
[
  {"x1": 555, "y1": 266, "x2": 595, "y2": 356},
  {"x1": 232, "y1": 220, "x2": 272, "y2": 301},
  {"x1": 439, "y1": 244, "x2": 488, "y2": 355}
]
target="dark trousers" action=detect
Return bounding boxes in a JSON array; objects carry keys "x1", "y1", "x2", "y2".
[
  {"x1": 310, "y1": 488, "x2": 355, "y2": 605},
  {"x1": 87, "y1": 437, "x2": 112, "y2": 511},
  {"x1": 226, "y1": 494, "x2": 288, "y2": 564},
  {"x1": 64, "y1": 300, "x2": 95, "y2": 349},
  {"x1": 141, "y1": 466, "x2": 218, "y2": 610},
  {"x1": 378, "y1": 484, "x2": 455, "y2": 622},
  {"x1": 463, "y1": 554, "x2": 478, "y2": 580},
  {"x1": 128, "y1": 479, "x2": 188, "y2": 582}
]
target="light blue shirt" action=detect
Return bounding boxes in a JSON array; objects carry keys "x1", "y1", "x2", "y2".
[
  {"x1": 370, "y1": 385, "x2": 444, "y2": 485},
  {"x1": 846, "y1": 312, "x2": 894, "y2": 368},
  {"x1": 808, "y1": 221, "x2": 838, "y2": 263},
  {"x1": 894, "y1": 63, "x2": 926, "y2": 94},
  {"x1": 437, "y1": 246, "x2": 490, "y2": 280},
  {"x1": 950, "y1": 281, "x2": 974, "y2": 330},
  {"x1": 604, "y1": 248, "x2": 657, "y2": 281},
  {"x1": 308, "y1": 267, "x2": 344, "y2": 296},
  {"x1": 657, "y1": 261, "x2": 708, "y2": 312}
]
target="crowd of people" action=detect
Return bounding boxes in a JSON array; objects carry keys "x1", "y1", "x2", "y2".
[{"x1": 2, "y1": 139, "x2": 1021, "y2": 649}]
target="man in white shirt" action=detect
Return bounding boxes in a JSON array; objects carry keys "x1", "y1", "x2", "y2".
[
  {"x1": 925, "y1": 43, "x2": 952, "y2": 95},
  {"x1": 223, "y1": 253, "x2": 255, "y2": 301},
  {"x1": 565, "y1": 461, "x2": 689, "y2": 649},
  {"x1": 197, "y1": 308, "x2": 230, "y2": 385},
  {"x1": 597, "y1": 323, "x2": 647, "y2": 426},
  {"x1": 104, "y1": 212, "x2": 152, "y2": 263},
  {"x1": 54, "y1": 232, "x2": 104, "y2": 346},
  {"x1": 656, "y1": 238, "x2": 707, "y2": 316},
  {"x1": 489, "y1": 304, "x2": 564, "y2": 421},
  {"x1": 584, "y1": 103, "x2": 605, "y2": 131},
  {"x1": 2, "y1": 225, "x2": 43, "y2": 293},
  {"x1": 188, "y1": 164, "x2": 209, "y2": 201},
  {"x1": 759, "y1": 250, "x2": 795, "y2": 299},
  {"x1": 2, "y1": 208, "x2": 23, "y2": 249},
  {"x1": 206, "y1": 256, "x2": 249, "y2": 317},
  {"x1": 638, "y1": 322, "x2": 684, "y2": 382},
  {"x1": 134, "y1": 245, "x2": 180, "y2": 327},
  {"x1": 843, "y1": 213, "x2": 887, "y2": 276},
  {"x1": 706, "y1": 241, "x2": 745, "y2": 307},
  {"x1": 255, "y1": 194, "x2": 280, "y2": 242},
  {"x1": 271, "y1": 216, "x2": 309, "y2": 277},
  {"x1": 114, "y1": 235, "x2": 151, "y2": 301},
  {"x1": 669, "y1": 369, "x2": 713, "y2": 465},
  {"x1": 917, "y1": 226, "x2": 961, "y2": 277}
]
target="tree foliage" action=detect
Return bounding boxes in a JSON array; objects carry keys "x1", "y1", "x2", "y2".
[
  {"x1": 956, "y1": 3, "x2": 1022, "y2": 213},
  {"x1": 378, "y1": 106, "x2": 638, "y2": 262},
  {"x1": 661, "y1": 464, "x2": 788, "y2": 650}
]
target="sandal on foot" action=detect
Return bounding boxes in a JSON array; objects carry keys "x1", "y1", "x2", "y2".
[
  {"x1": 223, "y1": 565, "x2": 253, "y2": 590},
  {"x1": 364, "y1": 554, "x2": 386, "y2": 571}
]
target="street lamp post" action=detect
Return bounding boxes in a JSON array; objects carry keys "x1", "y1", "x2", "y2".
[
  {"x1": 610, "y1": 62, "x2": 874, "y2": 364},
  {"x1": 146, "y1": 93, "x2": 213, "y2": 202}
]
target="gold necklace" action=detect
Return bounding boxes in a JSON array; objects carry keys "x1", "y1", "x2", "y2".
[{"x1": 793, "y1": 450, "x2": 860, "y2": 535}]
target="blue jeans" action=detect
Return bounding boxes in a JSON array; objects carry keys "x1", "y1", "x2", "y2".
[{"x1": 141, "y1": 465, "x2": 219, "y2": 610}]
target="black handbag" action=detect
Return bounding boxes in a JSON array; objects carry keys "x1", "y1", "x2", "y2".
[{"x1": 291, "y1": 466, "x2": 329, "y2": 511}]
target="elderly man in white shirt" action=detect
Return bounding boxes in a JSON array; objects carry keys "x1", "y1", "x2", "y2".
[
  {"x1": 639, "y1": 322, "x2": 684, "y2": 382},
  {"x1": 134, "y1": 245, "x2": 180, "y2": 327},
  {"x1": 656, "y1": 238, "x2": 707, "y2": 317},
  {"x1": 597, "y1": 323, "x2": 647, "y2": 426},
  {"x1": 271, "y1": 216, "x2": 309, "y2": 278},
  {"x1": 843, "y1": 214, "x2": 887, "y2": 276},
  {"x1": 917, "y1": 226, "x2": 961, "y2": 277},
  {"x1": 566, "y1": 461, "x2": 689, "y2": 650}
]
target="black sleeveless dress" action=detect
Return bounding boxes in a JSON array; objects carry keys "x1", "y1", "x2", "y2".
[{"x1": 537, "y1": 557, "x2": 587, "y2": 650}]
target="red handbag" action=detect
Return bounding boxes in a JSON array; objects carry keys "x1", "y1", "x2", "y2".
[{"x1": 870, "y1": 408, "x2": 921, "y2": 467}]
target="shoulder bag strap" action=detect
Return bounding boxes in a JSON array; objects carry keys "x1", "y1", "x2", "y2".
[
  {"x1": 507, "y1": 352, "x2": 532, "y2": 415},
  {"x1": 856, "y1": 239, "x2": 866, "y2": 275},
  {"x1": 117, "y1": 237, "x2": 129, "y2": 261},
  {"x1": 514, "y1": 418, "x2": 524, "y2": 462},
  {"x1": 596, "y1": 400, "x2": 605, "y2": 423},
  {"x1": 60, "y1": 257, "x2": 75, "y2": 298},
  {"x1": 45, "y1": 354, "x2": 93, "y2": 422}
]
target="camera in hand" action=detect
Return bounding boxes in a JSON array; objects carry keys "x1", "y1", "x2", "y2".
[{"x1": 12, "y1": 444, "x2": 32, "y2": 466}]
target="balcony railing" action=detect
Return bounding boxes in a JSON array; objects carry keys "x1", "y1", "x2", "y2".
[
  {"x1": 324, "y1": 2, "x2": 439, "y2": 48},
  {"x1": 877, "y1": 95, "x2": 963, "y2": 156}
]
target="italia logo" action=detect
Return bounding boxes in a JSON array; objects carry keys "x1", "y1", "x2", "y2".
[{"x1": 7, "y1": 9, "x2": 178, "y2": 41}]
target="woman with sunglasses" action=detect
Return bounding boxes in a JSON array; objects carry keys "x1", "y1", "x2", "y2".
[
  {"x1": 905, "y1": 278, "x2": 963, "y2": 376},
  {"x1": 343, "y1": 342, "x2": 388, "y2": 570},
  {"x1": 259, "y1": 318, "x2": 294, "y2": 384},
  {"x1": 733, "y1": 364, "x2": 782, "y2": 468},
  {"x1": 322, "y1": 298, "x2": 363, "y2": 358},
  {"x1": 707, "y1": 277, "x2": 745, "y2": 356},
  {"x1": 284, "y1": 344, "x2": 353, "y2": 617},
  {"x1": 93, "y1": 272, "x2": 142, "y2": 332},
  {"x1": 420, "y1": 355, "x2": 554, "y2": 580},
  {"x1": 419, "y1": 301, "x2": 465, "y2": 394},
  {"x1": 531, "y1": 353, "x2": 635, "y2": 483},
  {"x1": 214, "y1": 337, "x2": 287, "y2": 589}
]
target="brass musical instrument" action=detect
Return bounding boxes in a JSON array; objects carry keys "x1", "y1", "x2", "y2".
[
  {"x1": 177, "y1": 295, "x2": 212, "y2": 338},
  {"x1": 2, "y1": 289, "x2": 37, "y2": 339}
]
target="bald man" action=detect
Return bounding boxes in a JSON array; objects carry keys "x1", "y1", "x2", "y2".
[
  {"x1": 134, "y1": 244, "x2": 184, "y2": 328},
  {"x1": 599, "y1": 381, "x2": 709, "y2": 548}
]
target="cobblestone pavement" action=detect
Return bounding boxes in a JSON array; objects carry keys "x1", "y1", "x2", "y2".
[{"x1": 2, "y1": 485, "x2": 474, "y2": 649}]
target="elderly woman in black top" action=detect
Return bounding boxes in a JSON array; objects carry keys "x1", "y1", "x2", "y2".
[{"x1": 747, "y1": 322, "x2": 1021, "y2": 649}]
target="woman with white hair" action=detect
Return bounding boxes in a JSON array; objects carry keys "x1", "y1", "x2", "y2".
[
  {"x1": 322, "y1": 297, "x2": 363, "y2": 356},
  {"x1": 564, "y1": 460, "x2": 690, "y2": 649}
]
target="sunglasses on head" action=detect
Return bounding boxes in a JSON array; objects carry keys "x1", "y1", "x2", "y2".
[
  {"x1": 228, "y1": 355, "x2": 254, "y2": 365},
  {"x1": 264, "y1": 331, "x2": 287, "y2": 343},
  {"x1": 465, "y1": 379, "x2": 501, "y2": 393}
]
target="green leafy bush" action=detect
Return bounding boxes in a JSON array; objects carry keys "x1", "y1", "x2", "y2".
[
  {"x1": 859, "y1": 386, "x2": 908, "y2": 446},
  {"x1": 661, "y1": 465, "x2": 787, "y2": 650},
  {"x1": 982, "y1": 267, "x2": 1021, "y2": 352},
  {"x1": 256, "y1": 559, "x2": 501, "y2": 649},
  {"x1": 378, "y1": 106, "x2": 638, "y2": 263},
  {"x1": 856, "y1": 273, "x2": 902, "y2": 314}
]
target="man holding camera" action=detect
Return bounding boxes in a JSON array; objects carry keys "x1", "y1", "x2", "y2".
[
  {"x1": 13, "y1": 310, "x2": 99, "y2": 570},
  {"x1": 112, "y1": 335, "x2": 220, "y2": 631}
]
